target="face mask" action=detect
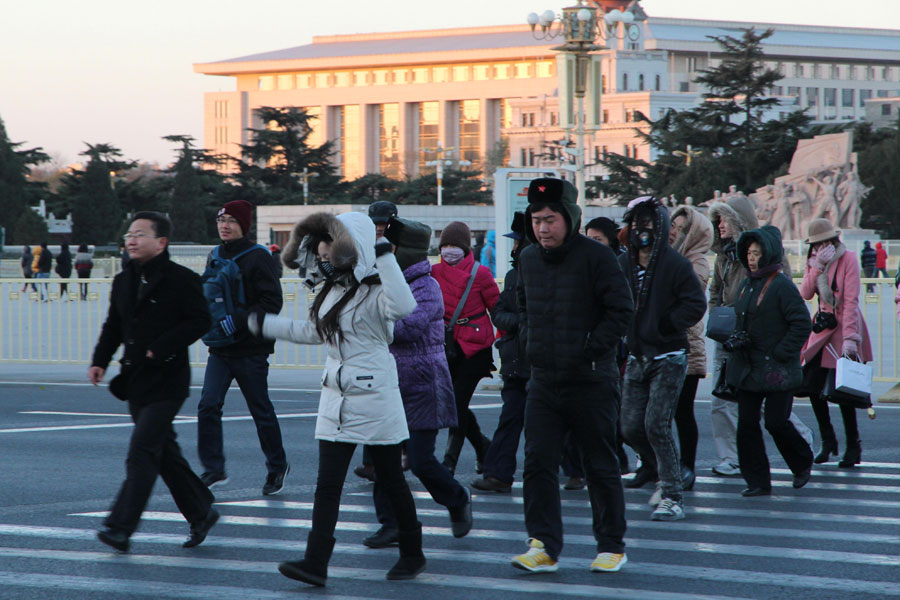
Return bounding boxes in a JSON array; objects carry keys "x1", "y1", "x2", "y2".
[
  {"x1": 441, "y1": 246, "x2": 465, "y2": 265},
  {"x1": 630, "y1": 227, "x2": 655, "y2": 249},
  {"x1": 317, "y1": 259, "x2": 336, "y2": 280}
]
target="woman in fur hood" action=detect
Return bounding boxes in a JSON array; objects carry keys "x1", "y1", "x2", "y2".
[{"x1": 249, "y1": 211, "x2": 425, "y2": 586}]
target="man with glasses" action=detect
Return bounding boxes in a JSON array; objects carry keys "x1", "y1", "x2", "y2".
[
  {"x1": 196, "y1": 200, "x2": 289, "y2": 495},
  {"x1": 90, "y1": 212, "x2": 217, "y2": 552}
]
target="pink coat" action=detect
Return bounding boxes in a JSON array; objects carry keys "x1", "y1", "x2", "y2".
[
  {"x1": 800, "y1": 250, "x2": 873, "y2": 368},
  {"x1": 432, "y1": 252, "x2": 500, "y2": 359}
]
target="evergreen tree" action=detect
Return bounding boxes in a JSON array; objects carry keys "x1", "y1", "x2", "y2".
[
  {"x1": 70, "y1": 143, "x2": 134, "y2": 245},
  {"x1": 593, "y1": 28, "x2": 811, "y2": 204},
  {"x1": 0, "y1": 116, "x2": 49, "y2": 242},
  {"x1": 858, "y1": 118, "x2": 900, "y2": 236},
  {"x1": 236, "y1": 106, "x2": 343, "y2": 205},
  {"x1": 163, "y1": 135, "x2": 220, "y2": 242},
  {"x1": 11, "y1": 206, "x2": 49, "y2": 245}
]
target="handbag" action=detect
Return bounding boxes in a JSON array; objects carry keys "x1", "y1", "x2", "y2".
[
  {"x1": 706, "y1": 306, "x2": 736, "y2": 343},
  {"x1": 834, "y1": 356, "x2": 873, "y2": 397},
  {"x1": 445, "y1": 261, "x2": 480, "y2": 368},
  {"x1": 711, "y1": 360, "x2": 738, "y2": 401},
  {"x1": 823, "y1": 368, "x2": 872, "y2": 409}
]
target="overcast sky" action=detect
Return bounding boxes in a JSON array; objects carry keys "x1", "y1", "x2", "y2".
[{"x1": 2, "y1": 0, "x2": 898, "y2": 167}]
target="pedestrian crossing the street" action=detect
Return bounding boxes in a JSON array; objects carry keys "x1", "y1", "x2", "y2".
[{"x1": 1, "y1": 464, "x2": 899, "y2": 599}]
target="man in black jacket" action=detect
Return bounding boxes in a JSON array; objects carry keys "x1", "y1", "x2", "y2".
[
  {"x1": 197, "y1": 200, "x2": 289, "y2": 495},
  {"x1": 89, "y1": 212, "x2": 217, "y2": 553},
  {"x1": 619, "y1": 197, "x2": 706, "y2": 522},
  {"x1": 511, "y1": 178, "x2": 634, "y2": 575},
  {"x1": 471, "y1": 212, "x2": 529, "y2": 494}
]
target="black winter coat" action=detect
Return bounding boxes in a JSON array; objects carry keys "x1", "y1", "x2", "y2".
[
  {"x1": 726, "y1": 226, "x2": 812, "y2": 393},
  {"x1": 37, "y1": 248, "x2": 52, "y2": 274},
  {"x1": 491, "y1": 268, "x2": 530, "y2": 380},
  {"x1": 92, "y1": 250, "x2": 211, "y2": 404},
  {"x1": 55, "y1": 249, "x2": 73, "y2": 278},
  {"x1": 517, "y1": 234, "x2": 633, "y2": 383},
  {"x1": 209, "y1": 237, "x2": 283, "y2": 357}
]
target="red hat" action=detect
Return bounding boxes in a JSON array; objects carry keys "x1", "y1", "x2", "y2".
[{"x1": 218, "y1": 200, "x2": 253, "y2": 236}]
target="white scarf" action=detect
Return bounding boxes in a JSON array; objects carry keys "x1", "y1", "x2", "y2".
[{"x1": 816, "y1": 243, "x2": 846, "y2": 307}]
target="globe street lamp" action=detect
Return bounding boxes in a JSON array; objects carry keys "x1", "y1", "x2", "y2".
[{"x1": 527, "y1": 1, "x2": 641, "y2": 211}]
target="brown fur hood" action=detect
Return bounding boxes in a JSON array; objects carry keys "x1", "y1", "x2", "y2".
[
  {"x1": 708, "y1": 195, "x2": 759, "y2": 253},
  {"x1": 282, "y1": 211, "x2": 357, "y2": 272}
]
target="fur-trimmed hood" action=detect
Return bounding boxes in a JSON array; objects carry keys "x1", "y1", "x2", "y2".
[
  {"x1": 282, "y1": 211, "x2": 376, "y2": 285},
  {"x1": 671, "y1": 204, "x2": 713, "y2": 259},
  {"x1": 708, "y1": 195, "x2": 758, "y2": 252}
]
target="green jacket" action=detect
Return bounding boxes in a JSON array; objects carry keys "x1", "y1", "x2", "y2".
[{"x1": 726, "y1": 226, "x2": 811, "y2": 393}]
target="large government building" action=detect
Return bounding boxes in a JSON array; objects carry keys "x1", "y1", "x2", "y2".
[{"x1": 194, "y1": 0, "x2": 900, "y2": 184}]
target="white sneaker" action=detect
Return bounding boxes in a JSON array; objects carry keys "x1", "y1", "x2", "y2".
[
  {"x1": 648, "y1": 482, "x2": 662, "y2": 506},
  {"x1": 712, "y1": 461, "x2": 740, "y2": 476},
  {"x1": 651, "y1": 498, "x2": 685, "y2": 521}
]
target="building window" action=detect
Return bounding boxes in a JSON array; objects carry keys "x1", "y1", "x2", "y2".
[
  {"x1": 771, "y1": 86, "x2": 783, "y2": 96},
  {"x1": 655, "y1": 74, "x2": 661, "y2": 91},
  {"x1": 602, "y1": 146, "x2": 608, "y2": 160},
  {"x1": 550, "y1": 112, "x2": 558, "y2": 126},
  {"x1": 340, "y1": 105, "x2": 361, "y2": 180},
  {"x1": 602, "y1": 109, "x2": 609, "y2": 123},
  {"x1": 515, "y1": 62, "x2": 531, "y2": 79},
  {"x1": 824, "y1": 88, "x2": 836, "y2": 107},
  {"x1": 883, "y1": 104, "x2": 893, "y2": 116},
  {"x1": 680, "y1": 81, "x2": 690, "y2": 92},
  {"x1": 536, "y1": 61, "x2": 554, "y2": 78},
  {"x1": 473, "y1": 64, "x2": 491, "y2": 80},
  {"x1": 624, "y1": 109, "x2": 633, "y2": 123},
  {"x1": 393, "y1": 69, "x2": 409, "y2": 84},
  {"x1": 687, "y1": 57, "x2": 698, "y2": 72},
  {"x1": 639, "y1": 74, "x2": 645, "y2": 91},
  {"x1": 296, "y1": 73, "x2": 313, "y2": 88},
  {"x1": 622, "y1": 73, "x2": 628, "y2": 90},
  {"x1": 602, "y1": 74, "x2": 608, "y2": 93},
  {"x1": 806, "y1": 87, "x2": 819, "y2": 107},
  {"x1": 624, "y1": 145, "x2": 631, "y2": 158},
  {"x1": 304, "y1": 106, "x2": 322, "y2": 148},
  {"x1": 877, "y1": 89, "x2": 890, "y2": 98},
  {"x1": 860, "y1": 89, "x2": 872, "y2": 107},
  {"x1": 334, "y1": 72, "x2": 351, "y2": 87},
  {"x1": 315, "y1": 73, "x2": 331, "y2": 88},
  {"x1": 418, "y1": 101, "x2": 439, "y2": 172},
  {"x1": 842, "y1": 89, "x2": 854, "y2": 108},
  {"x1": 412, "y1": 68, "x2": 430, "y2": 83},
  {"x1": 520, "y1": 148, "x2": 527, "y2": 166},
  {"x1": 867, "y1": 66, "x2": 875, "y2": 81},
  {"x1": 378, "y1": 104, "x2": 401, "y2": 178},
  {"x1": 500, "y1": 99, "x2": 513, "y2": 130},
  {"x1": 831, "y1": 65, "x2": 839, "y2": 79},
  {"x1": 277, "y1": 74, "x2": 293, "y2": 90},
  {"x1": 632, "y1": 145, "x2": 638, "y2": 159},
  {"x1": 432, "y1": 67, "x2": 450, "y2": 83},
  {"x1": 452, "y1": 65, "x2": 470, "y2": 82},
  {"x1": 259, "y1": 76, "x2": 274, "y2": 91},
  {"x1": 458, "y1": 100, "x2": 480, "y2": 166},
  {"x1": 495, "y1": 63, "x2": 512, "y2": 80},
  {"x1": 373, "y1": 70, "x2": 390, "y2": 85}
]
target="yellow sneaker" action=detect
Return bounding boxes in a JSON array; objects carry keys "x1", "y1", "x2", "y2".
[
  {"x1": 511, "y1": 538, "x2": 558, "y2": 573},
  {"x1": 591, "y1": 552, "x2": 627, "y2": 572}
]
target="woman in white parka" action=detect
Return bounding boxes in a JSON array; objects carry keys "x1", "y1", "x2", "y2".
[{"x1": 249, "y1": 211, "x2": 423, "y2": 586}]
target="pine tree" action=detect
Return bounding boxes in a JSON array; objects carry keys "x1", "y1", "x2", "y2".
[
  {"x1": 0, "y1": 116, "x2": 49, "y2": 242},
  {"x1": 163, "y1": 135, "x2": 218, "y2": 242},
  {"x1": 70, "y1": 143, "x2": 134, "y2": 245},
  {"x1": 11, "y1": 206, "x2": 49, "y2": 245}
]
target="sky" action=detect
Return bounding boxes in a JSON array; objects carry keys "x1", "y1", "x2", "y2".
[{"x1": 2, "y1": 0, "x2": 899, "y2": 168}]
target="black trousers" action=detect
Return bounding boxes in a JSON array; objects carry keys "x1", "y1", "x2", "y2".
[
  {"x1": 674, "y1": 374, "x2": 700, "y2": 471},
  {"x1": 105, "y1": 397, "x2": 213, "y2": 535},
  {"x1": 448, "y1": 348, "x2": 493, "y2": 453},
  {"x1": 312, "y1": 440, "x2": 418, "y2": 542},
  {"x1": 481, "y1": 376, "x2": 527, "y2": 483},
  {"x1": 523, "y1": 377, "x2": 626, "y2": 560},
  {"x1": 736, "y1": 389, "x2": 813, "y2": 490}
]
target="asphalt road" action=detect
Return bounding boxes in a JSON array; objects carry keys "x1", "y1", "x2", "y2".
[{"x1": 1, "y1": 369, "x2": 900, "y2": 599}]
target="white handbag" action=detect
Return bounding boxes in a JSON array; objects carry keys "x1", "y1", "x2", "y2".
[{"x1": 834, "y1": 356, "x2": 873, "y2": 397}]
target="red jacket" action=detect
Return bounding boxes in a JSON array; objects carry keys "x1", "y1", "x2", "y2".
[
  {"x1": 432, "y1": 252, "x2": 499, "y2": 358},
  {"x1": 876, "y1": 242, "x2": 887, "y2": 269}
]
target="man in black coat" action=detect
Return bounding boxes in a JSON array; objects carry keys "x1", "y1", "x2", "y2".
[
  {"x1": 197, "y1": 200, "x2": 288, "y2": 495},
  {"x1": 618, "y1": 197, "x2": 706, "y2": 522},
  {"x1": 472, "y1": 212, "x2": 530, "y2": 494},
  {"x1": 89, "y1": 212, "x2": 217, "y2": 553},
  {"x1": 511, "y1": 178, "x2": 634, "y2": 575}
]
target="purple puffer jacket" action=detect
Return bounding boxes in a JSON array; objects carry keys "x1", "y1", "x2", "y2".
[{"x1": 391, "y1": 259, "x2": 457, "y2": 431}]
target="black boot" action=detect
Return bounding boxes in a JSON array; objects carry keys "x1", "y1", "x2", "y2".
[
  {"x1": 814, "y1": 439, "x2": 838, "y2": 464},
  {"x1": 442, "y1": 432, "x2": 465, "y2": 476},
  {"x1": 278, "y1": 530, "x2": 335, "y2": 587},
  {"x1": 474, "y1": 435, "x2": 491, "y2": 475},
  {"x1": 839, "y1": 440, "x2": 861, "y2": 468},
  {"x1": 386, "y1": 523, "x2": 426, "y2": 580}
]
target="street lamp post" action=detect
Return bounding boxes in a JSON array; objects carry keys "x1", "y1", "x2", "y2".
[
  {"x1": 425, "y1": 142, "x2": 471, "y2": 206},
  {"x1": 296, "y1": 167, "x2": 318, "y2": 205},
  {"x1": 527, "y1": 1, "x2": 640, "y2": 211}
]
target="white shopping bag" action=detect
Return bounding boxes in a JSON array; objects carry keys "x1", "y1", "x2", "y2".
[{"x1": 834, "y1": 356, "x2": 873, "y2": 397}]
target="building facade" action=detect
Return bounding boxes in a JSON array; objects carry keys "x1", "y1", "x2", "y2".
[{"x1": 194, "y1": 0, "x2": 900, "y2": 183}]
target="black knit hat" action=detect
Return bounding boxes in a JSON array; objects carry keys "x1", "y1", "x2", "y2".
[
  {"x1": 439, "y1": 221, "x2": 471, "y2": 253},
  {"x1": 388, "y1": 217, "x2": 432, "y2": 271}
]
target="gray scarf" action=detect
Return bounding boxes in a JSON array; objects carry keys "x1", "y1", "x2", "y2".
[{"x1": 816, "y1": 243, "x2": 846, "y2": 307}]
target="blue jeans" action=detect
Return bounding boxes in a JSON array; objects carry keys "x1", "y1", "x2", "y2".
[
  {"x1": 197, "y1": 353, "x2": 287, "y2": 475},
  {"x1": 621, "y1": 353, "x2": 688, "y2": 501},
  {"x1": 481, "y1": 376, "x2": 527, "y2": 483},
  {"x1": 523, "y1": 376, "x2": 626, "y2": 560},
  {"x1": 373, "y1": 429, "x2": 468, "y2": 528},
  {"x1": 35, "y1": 272, "x2": 50, "y2": 299}
]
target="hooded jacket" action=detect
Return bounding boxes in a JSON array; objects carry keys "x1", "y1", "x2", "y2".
[
  {"x1": 482, "y1": 230, "x2": 496, "y2": 277},
  {"x1": 618, "y1": 199, "x2": 706, "y2": 359},
  {"x1": 860, "y1": 241, "x2": 876, "y2": 270},
  {"x1": 708, "y1": 195, "x2": 793, "y2": 308},
  {"x1": 876, "y1": 242, "x2": 887, "y2": 269},
  {"x1": 671, "y1": 205, "x2": 713, "y2": 376},
  {"x1": 517, "y1": 181, "x2": 633, "y2": 382},
  {"x1": 726, "y1": 226, "x2": 812, "y2": 392},
  {"x1": 260, "y1": 212, "x2": 417, "y2": 445}
]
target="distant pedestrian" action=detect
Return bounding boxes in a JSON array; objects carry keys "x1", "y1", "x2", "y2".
[
  {"x1": 250, "y1": 211, "x2": 425, "y2": 586},
  {"x1": 432, "y1": 221, "x2": 499, "y2": 476},
  {"x1": 55, "y1": 243, "x2": 73, "y2": 300},
  {"x1": 875, "y1": 241, "x2": 888, "y2": 278},
  {"x1": 619, "y1": 197, "x2": 706, "y2": 522},
  {"x1": 269, "y1": 244, "x2": 283, "y2": 278},
  {"x1": 585, "y1": 217, "x2": 623, "y2": 254},
  {"x1": 861, "y1": 241, "x2": 876, "y2": 293},
  {"x1": 20, "y1": 246, "x2": 33, "y2": 292},
  {"x1": 511, "y1": 178, "x2": 633, "y2": 574},
  {"x1": 197, "y1": 200, "x2": 289, "y2": 495},
  {"x1": 481, "y1": 230, "x2": 496, "y2": 276},
  {"x1": 120, "y1": 244, "x2": 130, "y2": 270},
  {"x1": 74, "y1": 244, "x2": 94, "y2": 298},
  {"x1": 36, "y1": 242, "x2": 52, "y2": 301},
  {"x1": 89, "y1": 211, "x2": 217, "y2": 554}
]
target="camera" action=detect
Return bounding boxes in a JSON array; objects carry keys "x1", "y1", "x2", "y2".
[
  {"x1": 723, "y1": 331, "x2": 750, "y2": 353},
  {"x1": 812, "y1": 310, "x2": 837, "y2": 334}
]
